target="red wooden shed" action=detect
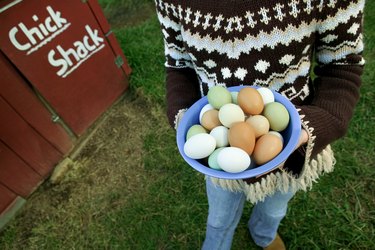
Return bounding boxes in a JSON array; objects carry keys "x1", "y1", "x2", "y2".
[{"x1": 0, "y1": 0, "x2": 131, "y2": 229}]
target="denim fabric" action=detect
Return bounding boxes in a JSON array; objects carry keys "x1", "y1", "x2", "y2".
[{"x1": 202, "y1": 177, "x2": 295, "y2": 249}]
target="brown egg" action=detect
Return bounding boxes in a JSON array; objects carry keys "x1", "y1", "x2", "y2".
[
  {"x1": 237, "y1": 87, "x2": 264, "y2": 115},
  {"x1": 228, "y1": 122, "x2": 256, "y2": 155},
  {"x1": 201, "y1": 109, "x2": 221, "y2": 131},
  {"x1": 252, "y1": 134, "x2": 283, "y2": 165}
]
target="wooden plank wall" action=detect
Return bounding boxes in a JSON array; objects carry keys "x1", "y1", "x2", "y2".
[
  {"x1": 0, "y1": 0, "x2": 130, "y2": 228},
  {"x1": 0, "y1": 52, "x2": 72, "y2": 218}
]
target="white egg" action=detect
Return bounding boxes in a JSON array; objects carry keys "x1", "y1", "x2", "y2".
[
  {"x1": 217, "y1": 147, "x2": 251, "y2": 173},
  {"x1": 257, "y1": 87, "x2": 275, "y2": 105},
  {"x1": 218, "y1": 103, "x2": 245, "y2": 128},
  {"x1": 199, "y1": 104, "x2": 215, "y2": 123},
  {"x1": 184, "y1": 133, "x2": 216, "y2": 159},
  {"x1": 210, "y1": 126, "x2": 229, "y2": 147}
]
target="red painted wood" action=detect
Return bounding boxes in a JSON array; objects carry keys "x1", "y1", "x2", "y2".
[
  {"x1": 106, "y1": 32, "x2": 132, "y2": 76},
  {"x1": 0, "y1": 141, "x2": 42, "y2": 198},
  {"x1": 0, "y1": 53, "x2": 73, "y2": 154},
  {"x1": 0, "y1": 0, "x2": 128, "y2": 135},
  {"x1": 0, "y1": 0, "x2": 23, "y2": 11},
  {"x1": 0, "y1": 96, "x2": 62, "y2": 177},
  {"x1": 87, "y1": 0, "x2": 111, "y2": 34},
  {"x1": 0, "y1": 184, "x2": 17, "y2": 215}
]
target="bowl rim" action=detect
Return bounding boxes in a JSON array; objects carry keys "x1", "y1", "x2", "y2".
[{"x1": 176, "y1": 85, "x2": 301, "y2": 179}]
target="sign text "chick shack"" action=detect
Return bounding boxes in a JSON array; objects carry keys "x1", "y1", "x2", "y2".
[{"x1": 8, "y1": 5, "x2": 105, "y2": 78}]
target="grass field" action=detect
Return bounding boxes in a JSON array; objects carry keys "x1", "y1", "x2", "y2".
[{"x1": 0, "y1": 0, "x2": 374, "y2": 249}]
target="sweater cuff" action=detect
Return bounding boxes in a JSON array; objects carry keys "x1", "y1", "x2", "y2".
[{"x1": 173, "y1": 109, "x2": 187, "y2": 130}]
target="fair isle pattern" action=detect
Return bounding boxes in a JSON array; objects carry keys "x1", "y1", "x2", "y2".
[
  {"x1": 317, "y1": 34, "x2": 364, "y2": 64},
  {"x1": 254, "y1": 56, "x2": 311, "y2": 91},
  {"x1": 157, "y1": 0, "x2": 364, "y2": 98},
  {"x1": 158, "y1": 1, "x2": 365, "y2": 59},
  {"x1": 157, "y1": 0, "x2": 361, "y2": 35}
]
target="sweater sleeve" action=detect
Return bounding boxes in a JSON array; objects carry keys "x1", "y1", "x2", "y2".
[
  {"x1": 297, "y1": 0, "x2": 365, "y2": 158},
  {"x1": 155, "y1": 0, "x2": 201, "y2": 128}
]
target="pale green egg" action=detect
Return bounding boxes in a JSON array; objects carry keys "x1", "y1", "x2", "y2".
[
  {"x1": 208, "y1": 147, "x2": 225, "y2": 170},
  {"x1": 186, "y1": 124, "x2": 208, "y2": 140},
  {"x1": 207, "y1": 86, "x2": 232, "y2": 109},
  {"x1": 231, "y1": 91, "x2": 239, "y2": 104},
  {"x1": 263, "y1": 102, "x2": 290, "y2": 132}
]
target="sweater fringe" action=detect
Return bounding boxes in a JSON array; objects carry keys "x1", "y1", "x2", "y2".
[{"x1": 208, "y1": 145, "x2": 335, "y2": 204}]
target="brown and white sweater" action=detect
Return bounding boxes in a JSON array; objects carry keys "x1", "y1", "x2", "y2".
[{"x1": 155, "y1": 0, "x2": 365, "y2": 203}]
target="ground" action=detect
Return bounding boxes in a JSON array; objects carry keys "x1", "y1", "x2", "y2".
[{"x1": 1, "y1": 1, "x2": 374, "y2": 249}]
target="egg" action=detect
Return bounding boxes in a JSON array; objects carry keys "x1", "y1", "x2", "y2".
[
  {"x1": 208, "y1": 147, "x2": 225, "y2": 170},
  {"x1": 267, "y1": 131, "x2": 284, "y2": 144},
  {"x1": 186, "y1": 124, "x2": 207, "y2": 140},
  {"x1": 246, "y1": 115, "x2": 270, "y2": 138},
  {"x1": 228, "y1": 121, "x2": 256, "y2": 155},
  {"x1": 217, "y1": 147, "x2": 251, "y2": 173},
  {"x1": 257, "y1": 87, "x2": 275, "y2": 104},
  {"x1": 237, "y1": 87, "x2": 264, "y2": 115},
  {"x1": 207, "y1": 86, "x2": 232, "y2": 109},
  {"x1": 218, "y1": 103, "x2": 245, "y2": 128},
  {"x1": 201, "y1": 109, "x2": 221, "y2": 131},
  {"x1": 252, "y1": 133, "x2": 283, "y2": 165},
  {"x1": 210, "y1": 126, "x2": 229, "y2": 147},
  {"x1": 199, "y1": 103, "x2": 214, "y2": 123},
  {"x1": 263, "y1": 102, "x2": 290, "y2": 132},
  {"x1": 184, "y1": 133, "x2": 216, "y2": 159},
  {"x1": 231, "y1": 91, "x2": 239, "y2": 104}
]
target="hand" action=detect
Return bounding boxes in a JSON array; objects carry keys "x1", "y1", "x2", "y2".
[{"x1": 296, "y1": 128, "x2": 309, "y2": 149}]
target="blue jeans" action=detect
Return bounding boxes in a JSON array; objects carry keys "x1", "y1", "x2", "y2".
[{"x1": 202, "y1": 177, "x2": 295, "y2": 249}]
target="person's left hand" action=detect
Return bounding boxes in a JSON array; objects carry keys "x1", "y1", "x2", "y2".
[{"x1": 296, "y1": 128, "x2": 309, "y2": 149}]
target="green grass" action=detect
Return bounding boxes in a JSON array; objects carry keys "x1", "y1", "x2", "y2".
[{"x1": 0, "y1": 1, "x2": 374, "y2": 249}]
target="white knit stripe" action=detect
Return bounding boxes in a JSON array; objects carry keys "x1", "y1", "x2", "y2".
[
  {"x1": 253, "y1": 57, "x2": 311, "y2": 90},
  {"x1": 317, "y1": 35, "x2": 364, "y2": 64},
  {"x1": 164, "y1": 44, "x2": 188, "y2": 58},
  {"x1": 316, "y1": 0, "x2": 364, "y2": 34},
  {"x1": 194, "y1": 66, "x2": 222, "y2": 88},
  {"x1": 182, "y1": 22, "x2": 316, "y2": 59},
  {"x1": 156, "y1": 8, "x2": 180, "y2": 31}
]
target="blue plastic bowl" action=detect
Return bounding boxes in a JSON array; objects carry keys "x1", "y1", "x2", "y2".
[{"x1": 176, "y1": 86, "x2": 301, "y2": 179}]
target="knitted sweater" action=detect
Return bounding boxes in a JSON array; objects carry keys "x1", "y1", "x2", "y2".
[{"x1": 155, "y1": 0, "x2": 365, "y2": 203}]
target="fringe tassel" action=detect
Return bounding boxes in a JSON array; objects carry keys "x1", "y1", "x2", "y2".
[
  {"x1": 209, "y1": 143, "x2": 336, "y2": 204},
  {"x1": 174, "y1": 109, "x2": 187, "y2": 130},
  {"x1": 209, "y1": 111, "x2": 336, "y2": 204}
]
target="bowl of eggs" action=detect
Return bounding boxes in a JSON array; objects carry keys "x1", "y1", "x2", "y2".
[{"x1": 176, "y1": 85, "x2": 301, "y2": 180}]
